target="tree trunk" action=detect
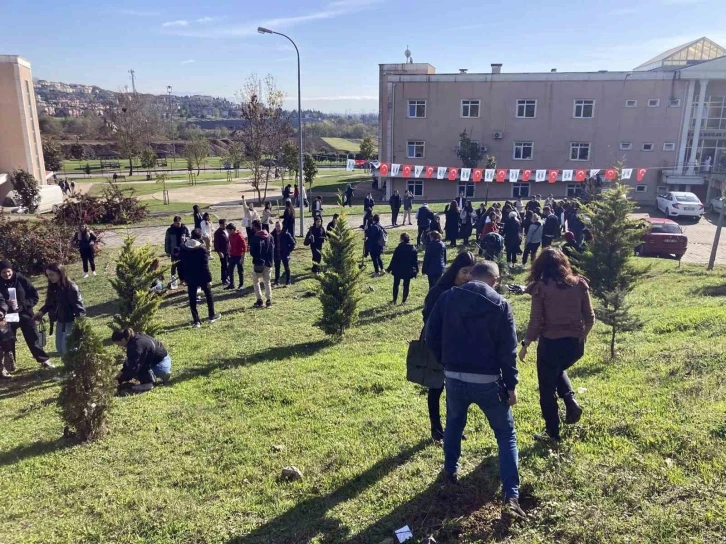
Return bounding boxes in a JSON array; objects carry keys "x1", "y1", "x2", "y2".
[
  {"x1": 128, "y1": 158, "x2": 134, "y2": 176},
  {"x1": 610, "y1": 327, "x2": 616, "y2": 359},
  {"x1": 263, "y1": 167, "x2": 270, "y2": 203}
]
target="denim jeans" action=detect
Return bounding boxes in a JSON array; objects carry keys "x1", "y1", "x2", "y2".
[
  {"x1": 444, "y1": 378, "x2": 520, "y2": 499},
  {"x1": 56, "y1": 321, "x2": 73, "y2": 355},
  {"x1": 151, "y1": 355, "x2": 172, "y2": 381}
]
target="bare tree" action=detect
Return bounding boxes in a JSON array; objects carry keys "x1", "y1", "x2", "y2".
[{"x1": 112, "y1": 94, "x2": 162, "y2": 176}]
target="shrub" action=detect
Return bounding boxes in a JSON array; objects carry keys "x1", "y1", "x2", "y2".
[
  {"x1": 0, "y1": 213, "x2": 79, "y2": 274},
  {"x1": 11, "y1": 169, "x2": 41, "y2": 213},
  {"x1": 54, "y1": 181, "x2": 148, "y2": 225}
]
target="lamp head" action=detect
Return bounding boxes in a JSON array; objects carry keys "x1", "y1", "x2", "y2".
[{"x1": 257, "y1": 27, "x2": 272, "y2": 34}]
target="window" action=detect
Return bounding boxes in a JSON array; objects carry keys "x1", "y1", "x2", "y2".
[
  {"x1": 650, "y1": 223, "x2": 682, "y2": 234},
  {"x1": 458, "y1": 182, "x2": 475, "y2": 198},
  {"x1": 625, "y1": 100, "x2": 638, "y2": 108},
  {"x1": 513, "y1": 141, "x2": 534, "y2": 160},
  {"x1": 648, "y1": 99, "x2": 660, "y2": 108},
  {"x1": 657, "y1": 185, "x2": 668, "y2": 195},
  {"x1": 620, "y1": 142, "x2": 633, "y2": 151},
  {"x1": 669, "y1": 98, "x2": 682, "y2": 107},
  {"x1": 408, "y1": 100, "x2": 426, "y2": 118},
  {"x1": 635, "y1": 185, "x2": 648, "y2": 193},
  {"x1": 642, "y1": 142, "x2": 654, "y2": 151},
  {"x1": 516, "y1": 99, "x2": 537, "y2": 118},
  {"x1": 663, "y1": 142, "x2": 676, "y2": 151},
  {"x1": 573, "y1": 99, "x2": 595, "y2": 118},
  {"x1": 407, "y1": 179, "x2": 423, "y2": 197},
  {"x1": 570, "y1": 142, "x2": 591, "y2": 161},
  {"x1": 407, "y1": 140, "x2": 425, "y2": 158},
  {"x1": 512, "y1": 183, "x2": 530, "y2": 198},
  {"x1": 566, "y1": 184, "x2": 583, "y2": 198},
  {"x1": 461, "y1": 99, "x2": 480, "y2": 118}
]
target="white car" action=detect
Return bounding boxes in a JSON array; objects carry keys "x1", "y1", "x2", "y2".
[
  {"x1": 656, "y1": 191, "x2": 704, "y2": 220},
  {"x1": 710, "y1": 197, "x2": 724, "y2": 214}
]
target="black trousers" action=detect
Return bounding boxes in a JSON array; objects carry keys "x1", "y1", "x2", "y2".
[
  {"x1": 370, "y1": 251, "x2": 384, "y2": 273},
  {"x1": 522, "y1": 242, "x2": 540, "y2": 265},
  {"x1": 428, "y1": 386, "x2": 444, "y2": 435},
  {"x1": 417, "y1": 226, "x2": 429, "y2": 246},
  {"x1": 274, "y1": 257, "x2": 291, "y2": 284},
  {"x1": 392, "y1": 276, "x2": 411, "y2": 303},
  {"x1": 187, "y1": 283, "x2": 215, "y2": 324},
  {"x1": 80, "y1": 248, "x2": 95, "y2": 273},
  {"x1": 344, "y1": 194, "x2": 352, "y2": 207},
  {"x1": 427, "y1": 273, "x2": 441, "y2": 289},
  {"x1": 228, "y1": 256, "x2": 243, "y2": 287},
  {"x1": 245, "y1": 227, "x2": 254, "y2": 241},
  {"x1": 542, "y1": 236, "x2": 554, "y2": 248},
  {"x1": 311, "y1": 247, "x2": 322, "y2": 273},
  {"x1": 391, "y1": 208, "x2": 400, "y2": 225},
  {"x1": 537, "y1": 336, "x2": 583, "y2": 437},
  {"x1": 12, "y1": 319, "x2": 49, "y2": 363},
  {"x1": 218, "y1": 253, "x2": 229, "y2": 283},
  {"x1": 506, "y1": 244, "x2": 520, "y2": 264}
]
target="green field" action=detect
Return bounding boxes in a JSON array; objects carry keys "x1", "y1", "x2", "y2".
[
  {"x1": 61, "y1": 157, "x2": 228, "y2": 174},
  {"x1": 321, "y1": 137, "x2": 363, "y2": 152},
  {"x1": 1, "y1": 230, "x2": 725, "y2": 543},
  {"x1": 87, "y1": 179, "x2": 236, "y2": 198}
]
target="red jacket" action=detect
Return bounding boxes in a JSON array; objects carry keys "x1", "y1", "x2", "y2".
[
  {"x1": 482, "y1": 222, "x2": 499, "y2": 237},
  {"x1": 229, "y1": 231, "x2": 247, "y2": 257}
]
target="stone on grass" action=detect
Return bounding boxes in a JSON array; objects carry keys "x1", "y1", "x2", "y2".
[
  {"x1": 367, "y1": 285, "x2": 375, "y2": 292},
  {"x1": 272, "y1": 444, "x2": 285, "y2": 453},
  {"x1": 281, "y1": 466, "x2": 304, "y2": 481}
]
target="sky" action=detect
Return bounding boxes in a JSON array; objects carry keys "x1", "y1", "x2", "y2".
[{"x1": 3, "y1": 0, "x2": 726, "y2": 113}]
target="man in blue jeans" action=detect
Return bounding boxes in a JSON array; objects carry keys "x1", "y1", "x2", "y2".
[{"x1": 426, "y1": 261, "x2": 525, "y2": 520}]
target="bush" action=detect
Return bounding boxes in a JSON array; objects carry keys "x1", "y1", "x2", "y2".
[
  {"x1": 58, "y1": 318, "x2": 116, "y2": 442},
  {"x1": 11, "y1": 170, "x2": 41, "y2": 213},
  {"x1": 54, "y1": 181, "x2": 148, "y2": 225},
  {"x1": 0, "y1": 213, "x2": 79, "y2": 274}
]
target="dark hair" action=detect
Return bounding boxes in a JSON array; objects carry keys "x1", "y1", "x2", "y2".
[
  {"x1": 525, "y1": 210, "x2": 533, "y2": 220},
  {"x1": 173, "y1": 216, "x2": 182, "y2": 222},
  {"x1": 400, "y1": 232, "x2": 410, "y2": 243},
  {"x1": 333, "y1": 213, "x2": 339, "y2": 219},
  {"x1": 203, "y1": 212, "x2": 210, "y2": 221},
  {"x1": 583, "y1": 228, "x2": 593, "y2": 242},
  {"x1": 251, "y1": 219, "x2": 262, "y2": 230},
  {"x1": 226, "y1": 223, "x2": 236, "y2": 231},
  {"x1": 191, "y1": 228, "x2": 202, "y2": 240},
  {"x1": 449, "y1": 201, "x2": 459, "y2": 214},
  {"x1": 45, "y1": 263, "x2": 71, "y2": 290},
  {"x1": 265, "y1": 201, "x2": 271, "y2": 209},
  {"x1": 372, "y1": 214, "x2": 380, "y2": 223},
  {"x1": 437, "y1": 251, "x2": 476, "y2": 288},
  {"x1": 111, "y1": 328, "x2": 135, "y2": 342},
  {"x1": 218, "y1": 218, "x2": 226, "y2": 226},
  {"x1": 193, "y1": 205, "x2": 199, "y2": 212},
  {"x1": 149, "y1": 258, "x2": 160, "y2": 272},
  {"x1": 543, "y1": 206, "x2": 551, "y2": 214},
  {"x1": 527, "y1": 247, "x2": 578, "y2": 287}
]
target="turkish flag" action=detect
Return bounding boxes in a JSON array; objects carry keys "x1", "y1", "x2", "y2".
[
  {"x1": 448, "y1": 168, "x2": 459, "y2": 181},
  {"x1": 522, "y1": 169, "x2": 532, "y2": 182},
  {"x1": 575, "y1": 169, "x2": 587, "y2": 182},
  {"x1": 379, "y1": 163, "x2": 389, "y2": 176},
  {"x1": 637, "y1": 168, "x2": 648, "y2": 182},
  {"x1": 496, "y1": 169, "x2": 507, "y2": 183},
  {"x1": 425, "y1": 166, "x2": 435, "y2": 178},
  {"x1": 548, "y1": 170, "x2": 559, "y2": 183},
  {"x1": 605, "y1": 168, "x2": 617, "y2": 180},
  {"x1": 472, "y1": 169, "x2": 483, "y2": 182},
  {"x1": 402, "y1": 165, "x2": 412, "y2": 177}
]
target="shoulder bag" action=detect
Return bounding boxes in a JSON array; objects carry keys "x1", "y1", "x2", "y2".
[{"x1": 406, "y1": 328, "x2": 444, "y2": 389}]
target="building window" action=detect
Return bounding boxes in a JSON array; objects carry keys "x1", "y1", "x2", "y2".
[
  {"x1": 407, "y1": 179, "x2": 424, "y2": 197},
  {"x1": 642, "y1": 142, "x2": 654, "y2": 151},
  {"x1": 408, "y1": 100, "x2": 426, "y2": 118},
  {"x1": 566, "y1": 184, "x2": 583, "y2": 198},
  {"x1": 657, "y1": 185, "x2": 668, "y2": 195},
  {"x1": 513, "y1": 141, "x2": 534, "y2": 160},
  {"x1": 516, "y1": 99, "x2": 537, "y2": 118},
  {"x1": 570, "y1": 142, "x2": 591, "y2": 161},
  {"x1": 573, "y1": 99, "x2": 595, "y2": 118},
  {"x1": 625, "y1": 100, "x2": 638, "y2": 108},
  {"x1": 669, "y1": 98, "x2": 682, "y2": 107},
  {"x1": 663, "y1": 142, "x2": 676, "y2": 151},
  {"x1": 512, "y1": 183, "x2": 530, "y2": 198},
  {"x1": 635, "y1": 185, "x2": 648, "y2": 193},
  {"x1": 458, "y1": 182, "x2": 475, "y2": 198},
  {"x1": 407, "y1": 141, "x2": 425, "y2": 158},
  {"x1": 647, "y1": 99, "x2": 660, "y2": 108},
  {"x1": 620, "y1": 142, "x2": 633, "y2": 151},
  {"x1": 461, "y1": 99, "x2": 480, "y2": 118}
]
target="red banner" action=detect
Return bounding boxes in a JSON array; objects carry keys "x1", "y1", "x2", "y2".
[
  {"x1": 496, "y1": 169, "x2": 507, "y2": 183},
  {"x1": 522, "y1": 170, "x2": 532, "y2": 182},
  {"x1": 472, "y1": 169, "x2": 483, "y2": 182},
  {"x1": 575, "y1": 169, "x2": 587, "y2": 182},
  {"x1": 637, "y1": 168, "x2": 648, "y2": 182},
  {"x1": 402, "y1": 165, "x2": 412, "y2": 177},
  {"x1": 605, "y1": 168, "x2": 617, "y2": 180},
  {"x1": 425, "y1": 166, "x2": 435, "y2": 178},
  {"x1": 548, "y1": 170, "x2": 559, "y2": 183},
  {"x1": 448, "y1": 167, "x2": 459, "y2": 181},
  {"x1": 379, "y1": 163, "x2": 389, "y2": 176}
]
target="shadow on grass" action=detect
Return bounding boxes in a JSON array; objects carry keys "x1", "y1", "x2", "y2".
[
  {"x1": 567, "y1": 362, "x2": 609, "y2": 380},
  {"x1": 357, "y1": 305, "x2": 421, "y2": 327},
  {"x1": 0, "y1": 436, "x2": 72, "y2": 467},
  {"x1": 690, "y1": 284, "x2": 726, "y2": 297},
  {"x1": 84, "y1": 298, "x2": 118, "y2": 319},
  {"x1": 0, "y1": 368, "x2": 59, "y2": 401}
]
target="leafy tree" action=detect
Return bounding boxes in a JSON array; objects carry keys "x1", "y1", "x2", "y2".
[
  {"x1": 281, "y1": 141, "x2": 299, "y2": 182},
  {"x1": 140, "y1": 147, "x2": 158, "y2": 176},
  {"x1": 184, "y1": 136, "x2": 209, "y2": 175},
  {"x1": 84, "y1": 163, "x2": 91, "y2": 177},
  {"x1": 359, "y1": 136, "x2": 375, "y2": 161},
  {"x1": 109, "y1": 236, "x2": 166, "y2": 336},
  {"x1": 303, "y1": 153, "x2": 318, "y2": 189},
  {"x1": 69, "y1": 143, "x2": 85, "y2": 161},
  {"x1": 39, "y1": 115, "x2": 63, "y2": 137},
  {"x1": 455, "y1": 130, "x2": 485, "y2": 168},
  {"x1": 225, "y1": 141, "x2": 245, "y2": 177},
  {"x1": 58, "y1": 318, "x2": 116, "y2": 442},
  {"x1": 11, "y1": 169, "x2": 40, "y2": 213},
  {"x1": 42, "y1": 137, "x2": 64, "y2": 172},
  {"x1": 317, "y1": 204, "x2": 362, "y2": 336}
]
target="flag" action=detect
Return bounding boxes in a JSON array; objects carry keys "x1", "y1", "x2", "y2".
[
  {"x1": 414, "y1": 165, "x2": 424, "y2": 178},
  {"x1": 637, "y1": 168, "x2": 648, "y2": 182},
  {"x1": 590, "y1": 169, "x2": 600, "y2": 178},
  {"x1": 448, "y1": 168, "x2": 459, "y2": 181},
  {"x1": 460, "y1": 168, "x2": 471, "y2": 181},
  {"x1": 548, "y1": 170, "x2": 559, "y2": 183},
  {"x1": 562, "y1": 170, "x2": 573, "y2": 182},
  {"x1": 425, "y1": 166, "x2": 435, "y2": 178},
  {"x1": 535, "y1": 169, "x2": 547, "y2": 182},
  {"x1": 379, "y1": 163, "x2": 389, "y2": 176},
  {"x1": 472, "y1": 169, "x2": 483, "y2": 182},
  {"x1": 509, "y1": 169, "x2": 520, "y2": 182},
  {"x1": 391, "y1": 164, "x2": 401, "y2": 176},
  {"x1": 575, "y1": 169, "x2": 587, "y2": 182},
  {"x1": 621, "y1": 168, "x2": 632, "y2": 180},
  {"x1": 496, "y1": 169, "x2": 507, "y2": 183},
  {"x1": 484, "y1": 169, "x2": 495, "y2": 182},
  {"x1": 605, "y1": 168, "x2": 617, "y2": 180},
  {"x1": 522, "y1": 169, "x2": 532, "y2": 182},
  {"x1": 402, "y1": 165, "x2": 412, "y2": 177},
  {"x1": 437, "y1": 167, "x2": 447, "y2": 180},
  {"x1": 346, "y1": 159, "x2": 355, "y2": 171}
]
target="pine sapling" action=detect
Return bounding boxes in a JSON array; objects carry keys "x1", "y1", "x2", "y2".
[{"x1": 596, "y1": 289, "x2": 643, "y2": 359}]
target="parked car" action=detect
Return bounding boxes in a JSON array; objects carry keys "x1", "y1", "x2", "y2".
[
  {"x1": 656, "y1": 191, "x2": 704, "y2": 220},
  {"x1": 709, "y1": 197, "x2": 724, "y2": 214},
  {"x1": 636, "y1": 217, "x2": 688, "y2": 259},
  {"x1": 4, "y1": 185, "x2": 64, "y2": 214}
]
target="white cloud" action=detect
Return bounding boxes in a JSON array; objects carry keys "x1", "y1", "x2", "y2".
[
  {"x1": 196, "y1": 16, "x2": 216, "y2": 23},
  {"x1": 181, "y1": 59, "x2": 196, "y2": 65},
  {"x1": 162, "y1": 20, "x2": 189, "y2": 28}
]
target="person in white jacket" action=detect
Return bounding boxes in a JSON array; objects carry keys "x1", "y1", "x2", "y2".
[
  {"x1": 242, "y1": 196, "x2": 259, "y2": 240},
  {"x1": 200, "y1": 213, "x2": 214, "y2": 256},
  {"x1": 261, "y1": 202, "x2": 273, "y2": 232},
  {"x1": 523, "y1": 214, "x2": 543, "y2": 265}
]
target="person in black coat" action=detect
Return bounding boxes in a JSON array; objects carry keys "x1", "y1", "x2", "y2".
[
  {"x1": 444, "y1": 201, "x2": 460, "y2": 247},
  {"x1": 180, "y1": 229, "x2": 220, "y2": 327},
  {"x1": 0, "y1": 260, "x2": 52, "y2": 367},
  {"x1": 304, "y1": 216, "x2": 327, "y2": 274},
  {"x1": 502, "y1": 211, "x2": 523, "y2": 264},
  {"x1": 113, "y1": 328, "x2": 172, "y2": 393},
  {"x1": 271, "y1": 221, "x2": 296, "y2": 286},
  {"x1": 281, "y1": 200, "x2": 296, "y2": 237},
  {"x1": 192, "y1": 205, "x2": 203, "y2": 230},
  {"x1": 389, "y1": 190, "x2": 402, "y2": 226},
  {"x1": 386, "y1": 233, "x2": 418, "y2": 304},
  {"x1": 422, "y1": 231, "x2": 447, "y2": 289},
  {"x1": 365, "y1": 215, "x2": 387, "y2": 276},
  {"x1": 249, "y1": 220, "x2": 275, "y2": 308},
  {"x1": 71, "y1": 224, "x2": 98, "y2": 278},
  {"x1": 460, "y1": 201, "x2": 475, "y2": 245},
  {"x1": 364, "y1": 193, "x2": 375, "y2": 212},
  {"x1": 34, "y1": 263, "x2": 85, "y2": 357}
]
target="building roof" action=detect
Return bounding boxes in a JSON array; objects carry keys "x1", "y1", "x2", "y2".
[{"x1": 634, "y1": 37, "x2": 726, "y2": 71}]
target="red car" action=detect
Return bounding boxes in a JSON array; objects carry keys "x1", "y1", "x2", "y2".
[{"x1": 636, "y1": 217, "x2": 688, "y2": 259}]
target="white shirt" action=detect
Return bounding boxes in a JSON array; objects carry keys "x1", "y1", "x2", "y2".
[{"x1": 200, "y1": 220, "x2": 213, "y2": 238}]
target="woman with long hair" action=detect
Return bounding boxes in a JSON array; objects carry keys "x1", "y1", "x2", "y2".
[
  {"x1": 112, "y1": 328, "x2": 171, "y2": 394},
  {"x1": 421, "y1": 251, "x2": 476, "y2": 442},
  {"x1": 281, "y1": 200, "x2": 296, "y2": 237},
  {"x1": 459, "y1": 201, "x2": 476, "y2": 246},
  {"x1": 386, "y1": 232, "x2": 418, "y2": 304},
  {"x1": 33, "y1": 263, "x2": 86, "y2": 356},
  {"x1": 519, "y1": 248, "x2": 595, "y2": 442},
  {"x1": 304, "y1": 216, "x2": 327, "y2": 275},
  {"x1": 71, "y1": 224, "x2": 98, "y2": 278},
  {"x1": 200, "y1": 213, "x2": 214, "y2": 254},
  {"x1": 444, "y1": 201, "x2": 460, "y2": 247}
]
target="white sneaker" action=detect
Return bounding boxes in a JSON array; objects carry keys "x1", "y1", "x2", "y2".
[
  {"x1": 83, "y1": 274, "x2": 89, "y2": 279},
  {"x1": 92, "y1": 271, "x2": 97, "y2": 276}
]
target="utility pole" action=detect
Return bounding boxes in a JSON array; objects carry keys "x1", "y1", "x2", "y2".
[
  {"x1": 128, "y1": 69, "x2": 137, "y2": 93},
  {"x1": 707, "y1": 196, "x2": 725, "y2": 271}
]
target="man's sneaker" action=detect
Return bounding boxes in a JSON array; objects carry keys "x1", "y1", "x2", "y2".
[
  {"x1": 237, "y1": 285, "x2": 245, "y2": 291},
  {"x1": 192, "y1": 322, "x2": 202, "y2": 329},
  {"x1": 225, "y1": 284, "x2": 235, "y2": 290},
  {"x1": 253, "y1": 300, "x2": 264, "y2": 309},
  {"x1": 209, "y1": 314, "x2": 221, "y2": 323},
  {"x1": 40, "y1": 361, "x2": 55, "y2": 369},
  {"x1": 285, "y1": 282, "x2": 291, "y2": 287},
  {"x1": 83, "y1": 274, "x2": 89, "y2": 279},
  {"x1": 534, "y1": 432, "x2": 562, "y2": 444},
  {"x1": 265, "y1": 300, "x2": 272, "y2": 309},
  {"x1": 156, "y1": 372, "x2": 172, "y2": 385},
  {"x1": 131, "y1": 382, "x2": 154, "y2": 394},
  {"x1": 272, "y1": 282, "x2": 279, "y2": 288},
  {"x1": 565, "y1": 400, "x2": 584, "y2": 424},
  {"x1": 502, "y1": 497, "x2": 527, "y2": 520},
  {"x1": 442, "y1": 471, "x2": 459, "y2": 485},
  {"x1": 92, "y1": 271, "x2": 97, "y2": 277},
  {"x1": 1, "y1": 369, "x2": 11, "y2": 379}
]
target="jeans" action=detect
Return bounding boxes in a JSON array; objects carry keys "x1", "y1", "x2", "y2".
[
  {"x1": 427, "y1": 273, "x2": 442, "y2": 289},
  {"x1": 392, "y1": 276, "x2": 411, "y2": 303},
  {"x1": 274, "y1": 257, "x2": 291, "y2": 285},
  {"x1": 403, "y1": 209, "x2": 412, "y2": 225},
  {"x1": 56, "y1": 321, "x2": 73, "y2": 355},
  {"x1": 311, "y1": 247, "x2": 322, "y2": 273},
  {"x1": 522, "y1": 242, "x2": 540, "y2": 265},
  {"x1": 391, "y1": 208, "x2": 400, "y2": 225},
  {"x1": 187, "y1": 283, "x2": 215, "y2": 324},
  {"x1": 151, "y1": 355, "x2": 172, "y2": 381},
  {"x1": 537, "y1": 336, "x2": 583, "y2": 437},
  {"x1": 228, "y1": 255, "x2": 244, "y2": 287},
  {"x1": 218, "y1": 253, "x2": 229, "y2": 283},
  {"x1": 444, "y1": 378, "x2": 520, "y2": 500},
  {"x1": 11, "y1": 319, "x2": 50, "y2": 363},
  {"x1": 370, "y1": 251, "x2": 384, "y2": 274},
  {"x1": 253, "y1": 267, "x2": 272, "y2": 302},
  {"x1": 417, "y1": 226, "x2": 429, "y2": 246},
  {"x1": 80, "y1": 248, "x2": 95, "y2": 273}
]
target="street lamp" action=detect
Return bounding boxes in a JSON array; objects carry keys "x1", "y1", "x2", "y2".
[
  {"x1": 167, "y1": 86, "x2": 175, "y2": 167},
  {"x1": 258, "y1": 26, "x2": 305, "y2": 237}
]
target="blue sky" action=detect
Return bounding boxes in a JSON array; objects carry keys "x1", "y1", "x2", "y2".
[{"x1": 3, "y1": 0, "x2": 726, "y2": 112}]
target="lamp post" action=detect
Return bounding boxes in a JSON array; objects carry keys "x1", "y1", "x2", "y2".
[
  {"x1": 258, "y1": 26, "x2": 305, "y2": 237},
  {"x1": 167, "y1": 86, "x2": 175, "y2": 168}
]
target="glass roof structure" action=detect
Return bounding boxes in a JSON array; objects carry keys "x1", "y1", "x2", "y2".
[{"x1": 634, "y1": 37, "x2": 726, "y2": 71}]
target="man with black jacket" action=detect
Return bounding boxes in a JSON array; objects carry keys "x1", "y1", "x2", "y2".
[
  {"x1": 541, "y1": 206, "x2": 560, "y2": 248},
  {"x1": 426, "y1": 262, "x2": 525, "y2": 520},
  {"x1": 165, "y1": 216, "x2": 190, "y2": 286},
  {"x1": 389, "y1": 190, "x2": 402, "y2": 226},
  {"x1": 416, "y1": 203, "x2": 434, "y2": 247},
  {"x1": 213, "y1": 219, "x2": 230, "y2": 285},
  {"x1": 271, "y1": 222, "x2": 296, "y2": 287},
  {"x1": 179, "y1": 229, "x2": 221, "y2": 328},
  {"x1": 249, "y1": 220, "x2": 275, "y2": 308}
]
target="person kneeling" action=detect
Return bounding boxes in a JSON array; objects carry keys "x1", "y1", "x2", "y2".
[{"x1": 112, "y1": 328, "x2": 172, "y2": 394}]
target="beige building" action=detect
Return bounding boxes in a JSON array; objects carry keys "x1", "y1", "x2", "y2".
[{"x1": 0, "y1": 55, "x2": 47, "y2": 200}]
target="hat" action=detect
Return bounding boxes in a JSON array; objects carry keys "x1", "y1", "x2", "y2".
[
  {"x1": 565, "y1": 231, "x2": 575, "y2": 242},
  {"x1": 0, "y1": 260, "x2": 12, "y2": 272}
]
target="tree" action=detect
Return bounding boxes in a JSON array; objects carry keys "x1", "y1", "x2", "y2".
[
  {"x1": 303, "y1": 153, "x2": 318, "y2": 189},
  {"x1": 455, "y1": 130, "x2": 485, "y2": 168},
  {"x1": 359, "y1": 136, "x2": 375, "y2": 160},
  {"x1": 184, "y1": 136, "x2": 208, "y2": 175},
  {"x1": 112, "y1": 94, "x2": 162, "y2": 176},
  {"x1": 225, "y1": 141, "x2": 245, "y2": 177},
  {"x1": 109, "y1": 236, "x2": 166, "y2": 336},
  {"x1": 596, "y1": 289, "x2": 643, "y2": 360},
  {"x1": 140, "y1": 146, "x2": 158, "y2": 176},
  {"x1": 317, "y1": 205, "x2": 362, "y2": 336},
  {"x1": 42, "y1": 137, "x2": 64, "y2": 172},
  {"x1": 280, "y1": 141, "x2": 299, "y2": 182},
  {"x1": 58, "y1": 318, "x2": 116, "y2": 442},
  {"x1": 69, "y1": 143, "x2": 85, "y2": 161},
  {"x1": 11, "y1": 169, "x2": 40, "y2": 213}
]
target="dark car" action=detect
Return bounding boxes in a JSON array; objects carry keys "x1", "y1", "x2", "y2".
[{"x1": 636, "y1": 217, "x2": 687, "y2": 259}]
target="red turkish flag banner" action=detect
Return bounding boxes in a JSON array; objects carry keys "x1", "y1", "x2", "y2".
[
  {"x1": 522, "y1": 170, "x2": 532, "y2": 182},
  {"x1": 637, "y1": 168, "x2": 648, "y2": 182},
  {"x1": 496, "y1": 169, "x2": 507, "y2": 183},
  {"x1": 472, "y1": 169, "x2": 483, "y2": 182},
  {"x1": 425, "y1": 166, "x2": 435, "y2": 178},
  {"x1": 548, "y1": 170, "x2": 559, "y2": 183},
  {"x1": 379, "y1": 163, "x2": 389, "y2": 176},
  {"x1": 448, "y1": 168, "x2": 459, "y2": 181},
  {"x1": 575, "y1": 169, "x2": 587, "y2": 182},
  {"x1": 402, "y1": 165, "x2": 412, "y2": 177},
  {"x1": 605, "y1": 168, "x2": 617, "y2": 180}
]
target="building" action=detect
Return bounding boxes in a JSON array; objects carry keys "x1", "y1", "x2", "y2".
[
  {"x1": 0, "y1": 55, "x2": 47, "y2": 201},
  {"x1": 378, "y1": 38, "x2": 726, "y2": 204}
]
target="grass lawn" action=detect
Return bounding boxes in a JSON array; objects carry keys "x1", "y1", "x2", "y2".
[
  {"x1": 87, "y1": 180, "x2": 236, "y2": 198},
  {"x1": 73, "y1": 172, "x2": 239, "y2": 184},
  {"x1": 61, "y1": 157, "x2": 226, "y2": 174},
  {"x1": 1, "y1": 231, "x2": 725, "y2": 543},
  {"x1": 321, "y1": 137, "x2": 362, "y2": 152}
]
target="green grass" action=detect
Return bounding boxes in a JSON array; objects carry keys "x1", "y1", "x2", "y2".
[
  {"x1": 1, "y1": 237, "x2": 726, "y2": 543},
  {"x1": 87, "y1": 179, "x2": 236, "y2": 198},
  {"x1": 61, "y1": 157, "x2": 226, "y2": 173},
  {"x1": 321, "y1": 137, "x2": 362, "y2": 152},
  {"x1": 72, "y1": 172, "x2": 239, "y2": 184}
]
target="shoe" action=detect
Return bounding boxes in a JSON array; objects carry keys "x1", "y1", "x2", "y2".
[
  {"x1": 265, "y1": 300, "x2": 272, "y2": 308},
  {"x1": 131, "y1": 382, "x2": 154, "y2": 393},
  {"x1": 1, "y1": 369, "x2": 11, "y2": 379},
  {"x1": 273, "y1": 282, "x2": 280, "y2": 288},
  {"x1": 237, "y1": 285, "x2": 244, "y2": 291},
  {"x1": 565, "y1": 400, "x2": 583, "y2": 424},
  {"x1": 253, "y1": 300, "x2": 264, "y2": 309},
  {"x1": 442, "y1": 470, "x2": 459, "y2": 484},
  {"x1": 209, "y1": 314, "x2": 221, "y2": 323},
  {"x1": 192, "y1": 322, "x2": 202, "y2": 329},
  {"x1": 534, "y1": 432, "x2": 561, "y2": 444},
  {"x1": 225, "y1": 285, "x2": 235, "y2": 290},
  {"x1": 285, "y1": 282, "x2": 291, "y2": 287},
  {"x1": 431, "y1": 426, "x2": 444, "y2": 443},
  {"x1": 84, "y1": 274, "x2": 89, "y2": 279},
  {"x1": 155, "y1": 371, "x2": 172, "y2": 384},
  {"x1": 92, "y1": 271, "x2": 97, "y2": 277},
  {"x1": 40, "y1": 361, "x2": 55, "y2": 369},
  {"x1": 502, "y1": 497, "x2": 527, "y2": 520}
]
